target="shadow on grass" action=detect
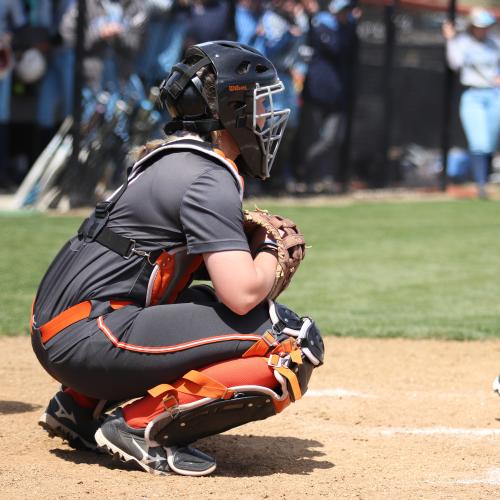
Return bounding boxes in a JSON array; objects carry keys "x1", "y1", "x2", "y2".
[
  {"x1": 50, "y1": 434, "x2": 334, "y2": 477},
  {"x1": 0, "y1": 400, "x2": 42, "y2": 415}
]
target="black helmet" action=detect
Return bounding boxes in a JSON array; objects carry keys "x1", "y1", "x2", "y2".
[{"x1": 159, "y1": 40, "x2": 290, "y2": 179}]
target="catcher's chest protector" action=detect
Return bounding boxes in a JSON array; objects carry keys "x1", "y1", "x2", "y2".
[
  {"x1": 144, "y1": 301, "x2": 325, "y2": 447},
  {"x1": 77, "y1": 139, "x2": 244, "y2": 307}
]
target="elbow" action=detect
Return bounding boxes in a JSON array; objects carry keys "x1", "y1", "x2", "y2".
[{"x1": 221, "y1": 293, "x2": 262, "y2": 316}]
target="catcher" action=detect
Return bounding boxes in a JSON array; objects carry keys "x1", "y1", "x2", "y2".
[{"x1": 31, "y1": 41, "x2": 324, "y2": 477}]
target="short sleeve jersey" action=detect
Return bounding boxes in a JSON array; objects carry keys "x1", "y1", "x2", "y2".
[{"x1": 34, "y1": 144, "x2": 250, "y2": 325}]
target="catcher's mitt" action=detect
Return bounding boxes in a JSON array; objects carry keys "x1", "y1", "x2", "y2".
[{"x1": 243, "y1": 208, "x2": 306, "y2": 300}]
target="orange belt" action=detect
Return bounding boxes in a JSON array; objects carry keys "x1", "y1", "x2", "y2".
[{"x1": 35, "y1": 299, "x2": 132, "y2": 344}]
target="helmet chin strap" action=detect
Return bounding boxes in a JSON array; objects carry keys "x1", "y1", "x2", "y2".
[{"x1": 163, "y1": 118, "x2": 223, "y2": 135}]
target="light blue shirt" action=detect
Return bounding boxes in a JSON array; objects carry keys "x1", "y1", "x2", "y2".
[
  {"x1": 0, "y1": 0, "x2": 26, "y2": 35},
  {"x1": 447, "y1": 31, "x2": 499, "y2": 88}
]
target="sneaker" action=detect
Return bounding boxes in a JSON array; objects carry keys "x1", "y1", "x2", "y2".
[
  {"x1": 493, "y1": 375, "x2": 500, "y2": 397},
  {"x1": 95, "y1": 410, "x2": 217, "y2": 477},
  {"x1": 38, "y1": 391, "x2": 101, "y2": 451}
]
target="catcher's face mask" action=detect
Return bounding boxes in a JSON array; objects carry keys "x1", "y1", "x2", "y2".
[{"x1": 253, "y1": 81, "x2": 290, "y2": 178}]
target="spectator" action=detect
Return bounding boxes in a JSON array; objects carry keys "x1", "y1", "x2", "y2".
[
  {"x1": 235, "y1": 0, "x2": 265, "y2": 53},
  {"x1": 0, "y1": 0, "x2": 25, "y2": 189},
  {"x1": 293, "y1": 0, "x2": 359, "y2": 194},
  {"x1": 61, "y1": 0, "x2": 145, "y2": 94},
  {"x1": 443, "y1": 8, "x2": 500, "y2": 199},
  {"x1": 136, "y1": 0, "x2": 190, "y2": 88},
  {"x1": 259, "y1": 0, "x2": 308, "y2": 195},
  {"x1": 183, "y1": 0, "x2": 234, "y2": 48},
  {"x1": 31, "y1": 0, "x2": 76, "y2": 160}
]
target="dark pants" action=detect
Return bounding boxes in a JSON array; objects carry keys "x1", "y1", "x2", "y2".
[
  {"x1": 294, "y1": 100, "x2": 347, "y2": 184},
  {"x1": 32, "y1": 289, "x2": 272, "y2": 402}
]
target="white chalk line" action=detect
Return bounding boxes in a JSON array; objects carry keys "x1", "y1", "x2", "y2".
[
  {"x1": 305, "y1": 388, "x2": 375, "y2": 398},
  {"x1": 377, "y1": 426, "x2": 500, "y2": 437},
  {"x1": 428, "y1": 469, "x2": 500, "y2": 486},
  {"x1": 455, "y1": 468, "x2": 500, "y2": 485},
  {"x1": 305, "y1": 388, "x2": 498, "y2": 401}
]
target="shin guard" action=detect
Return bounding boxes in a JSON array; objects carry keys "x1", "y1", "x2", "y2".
[{"x1": 145, "y1": 301, "x2": 324, "y2": 447}]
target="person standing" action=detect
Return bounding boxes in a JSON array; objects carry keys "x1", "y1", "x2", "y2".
[
  {"x1": 0, "y1": 0, "x2": 25, "y2": 188},
  {"x1": 60, "y1": 0, "x2": 144, "y2": 94},
  {"x1": 32, "y1": 0, "x2": 76, "y2": 159},
  {"x1": 135, "y1": 0, "x2": 191, "y2": 88},
  {"x1": 443, "y1": 8, "x2": 500, "y2": 199},
  {"x1": 259, "y1": 0, "x2": 308, "y2": 195},
  {"x1": 293, "y1": 0, "x2": 359, "y2": 194},
  {"x1": 183, "y1": 0, "x2": 233, "y2": 48}
]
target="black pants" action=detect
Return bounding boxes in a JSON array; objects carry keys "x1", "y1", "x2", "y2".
[
  {"x1": 294, "y1": 101, "x2": 347, "y2": 183},
  {"x1": 32, "y1": 289, "x2": 272, "y2": 402}
]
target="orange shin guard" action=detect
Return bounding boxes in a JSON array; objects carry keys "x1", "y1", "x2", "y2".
[{"x1": 123, "y1": 357, "x2": 277, "y2": 429}]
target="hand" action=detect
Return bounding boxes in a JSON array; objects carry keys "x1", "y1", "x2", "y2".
[
  {"x1": 0, "y1": 32, "x2": 12, "y2": 44},
  {"x1": 291, "y1": 68, "x2": 305, "y2": 93},
  {"x1": 100, "y1": 23, "x2": 123, "y2": 39},
  {"x1": 442, "y1": 20, "x2": 456, "y2": 40},
  {"x1": 249, "y1": 226, "x2": 277, "y2": 257}
]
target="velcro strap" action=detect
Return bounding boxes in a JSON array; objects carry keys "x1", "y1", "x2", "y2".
[
  {"x1": 268, "y1": 353, "x2": 291, "y2": 368},
  {"x1": 149, "y1": 370, "x2": 234, "y2": 401},
  {"x1": 275, "y1": 366, "x2": 302, "y2": 401},
  {"x1": 95, "y1": 227, "x2": 135, "y2": 257},
  {"x1": 163, "y1": 118, "x2": 223, "y2": 135},
  {"x1": 37, "y1": 299, "x2": 133, "y2": 343},
  {"x1": 242, "y1": 331, "x2": 277, "y2": 358},
  {"x1": 149, "y1": 383, "x2": 176, "y2": 398},
  {"x1": 290, "y1": 348, "x2": 303, "y2": 365},
  {"x1": 39, "y1": 301, "x2": 92, "y2": 343},
  {"x1": 167, "y1": 57, "x2": 211, "y2": 98}
]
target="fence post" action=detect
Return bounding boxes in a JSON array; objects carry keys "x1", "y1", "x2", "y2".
[
  {"x1": 61, "y1": 0, "x2": 87, "y2": 207},
  {"x1": 440, "y1": 0, "x2": 457, "y2": 191},
  {"x1": 381, "y1": 0, "x2": 398, "y2": 187}
]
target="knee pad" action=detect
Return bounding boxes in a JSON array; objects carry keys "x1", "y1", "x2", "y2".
[{"x1": 145, "y1": 301, "x2": 324, "y2": 447}]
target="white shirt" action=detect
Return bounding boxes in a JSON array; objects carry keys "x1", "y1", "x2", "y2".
[{"x1": 446, "y1": 31, "x2": 499, "y2": 88}]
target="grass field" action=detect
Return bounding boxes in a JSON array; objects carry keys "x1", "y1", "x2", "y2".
[{"x1": 0, "y1": 199, "x2": 499, "y2": 339}]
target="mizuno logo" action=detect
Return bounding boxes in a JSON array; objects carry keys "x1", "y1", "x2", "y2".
[
  {"x1": 131, "y1": 438, "x2": 167, "y2": 466},
  {"x1": 54, "y1": 396, "x2": 77, "y2": 425}
]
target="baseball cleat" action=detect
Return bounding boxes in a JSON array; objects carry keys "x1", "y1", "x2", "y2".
[
  {"x1": 95, "y1": 410, "x2": 216, "y2": 477},
  {"x1": 493, "y1": 375, "x2": 500, "y2": 397},
  {"x1": 38, "y1": 391, "x2": 102, "y2": 451}
]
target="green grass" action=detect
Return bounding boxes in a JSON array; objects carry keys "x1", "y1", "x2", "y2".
[{"x1": 1, "y1": 200, "x2": 499, "y2": 339}]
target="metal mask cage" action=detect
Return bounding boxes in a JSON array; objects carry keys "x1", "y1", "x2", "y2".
[{"x1": 253, "y1": 81, "x2": 290, "y2": 177}]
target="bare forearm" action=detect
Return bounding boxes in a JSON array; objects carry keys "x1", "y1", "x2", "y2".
[{"x1": 204, "y1": 250, "x2": 277, "y2": 315}]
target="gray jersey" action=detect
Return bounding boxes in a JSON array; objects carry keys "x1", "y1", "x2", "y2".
[{"x1": 34, "y1": 141, "x2": 249, "y2": 326}]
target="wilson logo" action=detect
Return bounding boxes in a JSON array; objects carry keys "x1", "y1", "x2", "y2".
[{"x1": 228, "y1": 85, "x2": 248, "y2": 92}]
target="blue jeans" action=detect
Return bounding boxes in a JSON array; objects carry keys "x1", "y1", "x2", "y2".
[
  {"x1": 36, "y1": 48, "x2": 75, "y2": 128},
  {"x1": 459, "y1": 87, "x2": 500, "y2": 154},
  {"x1": 0, "y1": 71, "x2": 12, "y2": 124},
  {"x1": 0, "y1": 72, "x2": 11, "y2": 172}
]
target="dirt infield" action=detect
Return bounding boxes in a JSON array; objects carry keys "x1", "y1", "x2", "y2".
[{"x1": 1, "y1": 336, "x2": 500, "y2": 499}]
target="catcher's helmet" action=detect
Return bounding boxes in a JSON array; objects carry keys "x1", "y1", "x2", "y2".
[{"x1": 159, "y1": 41, "x2": 290, "y2": 179}]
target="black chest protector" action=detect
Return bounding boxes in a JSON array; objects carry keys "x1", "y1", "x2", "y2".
[{"x1": 78, "y1": 139, "x2": 244, "y2": 260}]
